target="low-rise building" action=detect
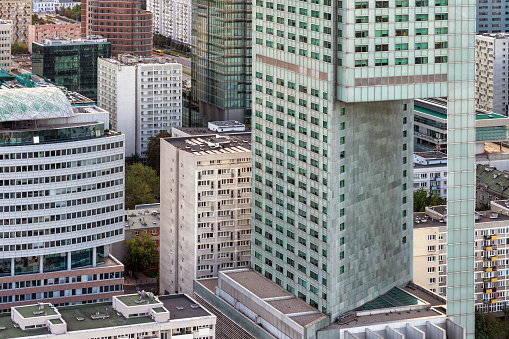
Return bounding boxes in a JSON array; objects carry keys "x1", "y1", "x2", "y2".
[
  {"x1": 476, "y1": 164, "x2": 509, "y2": 206},
  {"x1": 414, "y1": 201, "x2": 509, "y2": 313},
  {"x1": 28, "y1": 23, "x2": 80, "y2": 53},
  {"x1": 413, "y1": 151, "x2": 448, "y2": 199},
  {"x1": 97, "y1": 54, "x2": 182, "y2": 157},
  {"x1": 111, "y1": 204, "x2": 161, "y2": 262},
  {"x1": 159, "y1": 131, "x2": 252, "y2": 296},
  {"x1": 194, "y1": 269, "x2": 465, "y2": 339},
  {"x1": 414, "y1": 98, "x2": 509, "y2": 153},
  {"x1": 0, "y1": 293, "x2": 215, "y2": 338}
]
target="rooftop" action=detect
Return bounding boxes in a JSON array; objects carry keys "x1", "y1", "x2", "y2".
[
  {"x1": 414, "y1": 151, "x2": 447, "y2": 160},
  {"x1": 116, "y1": 294, "x2": 160, "y2": 307},
  {"x1": 477, "y1": 163, "x2": 509, "y2": 198},
  {"x1": 159, "y1": 295, "x2": 211, "y2": 320},
  {"x1": 328, "y1": 283, "x2": 447, "y2": 330},
  {"x1": 415, "y1": 98, "x2": 508, "y2": 121},
  {"x1": 101, "y1": 54, "x2": 180, "y2": 66},
  {"x1": 164, "y1": 132, "x2": 251, "y2": 155},
  {"x1": 36, "y1": 36, "x2": 109, "y2": 45},
  {"x1": 126, "y1": 205, "x2": 160, "y2": 230},
  {"x1": 220, "y1": 270, "x2": 328, "y2": 327},
  {"x1": 0, "y1": 294, "x2": 212, "y2": 338},
  {"x1": 15, "y1": 304, "x2": 57, "y2": 319}
]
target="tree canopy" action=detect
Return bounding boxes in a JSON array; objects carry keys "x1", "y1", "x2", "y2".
[
  {"x1": 32, "y1": 14, "x2": 54, "y2": 25},
  {"x1": 144, "y1": 130, "x2": 171, "y2": 175},
  {"x1": 124, "y1": 233, "x2": 159, "y2": 275},
  {"x1": 57, "y1": 5, "x2": 81, "y2": 21},
  {"x1": 11, "y1": 42, "x2": 28, "y2": 55},
  {"x1": 413, "y1": 188, "x2": 446, "y2": 212},
  {"x1": 125, "y1": 163, "x2": 159, "y2": 209}
]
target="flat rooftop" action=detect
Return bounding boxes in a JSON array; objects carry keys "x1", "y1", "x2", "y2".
[
  {"x1": 126, "y1": 207, "x2": 160, "y2": 230},
  {"x1": 163, "y1": 132, "x2": 251, "y2": 155},
  {"x1": 100, "y1": 55, "x2": 179, "y2": 66},
  {"x1": 116, "y1": 294, "x2": 160, "y2": 307},
  {"x1": 415, "y1": 99, "x2": 508, "y2": 121},
  {"x1": 210, "y1": 120, "x2": 244, "y2": 128},
  {"x1": 220, "y1": 270, "x2": 328, "y2": 327},
  {"x1": 325, "y1": 283, "x2": 447, "y2": 330},
  {"x1": 159, "y1": 295, "x2": 211, "y2": 320},
  {"x1": 414, "y1": 151, "x2": 447, "y2": 159},
  {"x1": 15, "y1": 304, "x2": 57, "y2": 318},
  {"x1": 414, "y1": 208, "x2": 509, "y2": 229},
  {"x1": 172, "y1": 127, "x2": 251, "y2": 136}
]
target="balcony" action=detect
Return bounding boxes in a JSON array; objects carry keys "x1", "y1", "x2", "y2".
[
  {"x1": 485, "y1": 266, "x2": 497, "y2": 272},
  {"x1": 484, "y1": 245, "x2": 497, "y2": 251},
  {"x1": 485, "y1": 235, "x2": 498, "y2": 240},
  {"x1": 491, "y1": 299, "x2": 498, "y2": 304},
  {"x1": 492, "y1": 277, "x2": 498, "y2": 283},
  {"x1": 491, "y1": 256, "x2": 498, "y2": 262}
]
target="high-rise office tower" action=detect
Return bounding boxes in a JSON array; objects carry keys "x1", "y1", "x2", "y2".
[
  {"x1": 251, "y1": 0, "x2": 475, "y2": 336},
  {"x1": 191, "y1": 0, "x2": 252, "y2": 123}
]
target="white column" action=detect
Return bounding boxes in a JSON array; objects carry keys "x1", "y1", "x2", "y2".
[
  {"x1": 67, "y1": 251, "x2": 72, "y2": 270},
  {"x1": 92, "y1": 247, "x2": 97, "y2": 267},
  {"x1": 10, "y1": 258, "x2": 14, "y2": 276},
  {"x1": 39, "y1": 255, "x2": 43, "y2": 273}
]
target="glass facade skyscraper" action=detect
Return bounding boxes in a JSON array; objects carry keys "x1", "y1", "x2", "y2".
[
  {"x1": 32, "y1": 38, "x2": 111, "y2": 101},
  {"x1": 251, "y1": 0, "x2": 475, "y2": 336},
  {"x1": 191, "y1": 0, "x2": 252, "y2": 124}
]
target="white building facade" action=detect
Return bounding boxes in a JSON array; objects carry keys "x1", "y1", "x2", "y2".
[
  {"x1": 413, "y1": 152, "x2": 448, "y2": 199},
  {"x1": 160, "y1": 132, "x2": 252, "y2": 296},
  {"x1": 97, "y1": 55, "x2": 183, "y2": 157},
  {"x1": 147, "y1": 0, "x2": 191, "y2": 45},
  {"x1": 0, "y1": 86, "x2": 125, "y2": 311},
  {"x1": 0, "y1": 20, "x2": 11, "y2": 72},
  {"x1": 476, "y1": 34, "x2": 509, "y2": 116}
]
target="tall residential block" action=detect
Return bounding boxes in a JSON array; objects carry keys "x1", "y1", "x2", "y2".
[
  {"x1": 32, "y1": 36, "x2": 111, "y2": 100},
  {"x1": 81, "y1": 0, "x2": 153, "y2": 56},
  {"x1": 251, "y1": 0, "x2": 475, "y2": 334},
  {"x1": 0, "y1": 20, "x2": 12, "y2": 72},
  {"x1": 160, "y1": 128, "x2": 252, "y2": 296},
  {"x1": 0, "y1": 0, "x2": 31, "y2": 43},
  {"x1": 191, "y1": 0, "x2": 252, "y2": 123},
  {"x1": 97, "y1": 54, "x2": 183, "y2": 157},
  {"x1": 0, "y1": 85, "x2": 125, "y2": 311},
  {"x1": 476, "y1": 33, "x2": 509, "y2": 116},
  {"x1": 477, "y1": 0, "x2": 509, "y2": 33},
  {"x1": 148, "y1": 0, "x2": 192, "y2": 45}
]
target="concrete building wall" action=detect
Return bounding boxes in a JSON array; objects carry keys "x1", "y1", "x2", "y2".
[
  {"x1": 160, "y1": 136, "x2": 252, "y2": 296},
  {"x1": 148, "y1": 0, "x2": 191, "y2": 45},
  {"x1": 0, "y1": 21, "x2": 12, "y2": 72},
  {"x1": 413, "y1": 226, "x2": 441, "y2": 293},
  {"x1": 97, "y1": 58, "x2": 182, "y2": 157},
  {"x1": 475, "y1": 34, "x2": 509, "y2": 116}
]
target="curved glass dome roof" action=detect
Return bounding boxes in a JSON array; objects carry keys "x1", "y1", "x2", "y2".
[{"x1": 0, "y1": 87, "x2": 74, "y2": 122}]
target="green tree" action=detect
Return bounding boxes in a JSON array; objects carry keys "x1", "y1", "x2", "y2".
[
  {"x1": 125, "y1": 163, "x2": 159, "y2": 209},
  {"x1": 144, "y1": 130, "x2": 171, "y2": 175},
  {"x1": 413, "y1": 187, "x2": 446, "y2": 212},
  {"x1": 11, "y1": 42, "x2": 28, "y2": 55},
  {"x1": 125, "y1": 153, "x2": 142, "y2": 166},
  {"x1": 124, "y1": 233, "x2": 159, "y2": 275}
]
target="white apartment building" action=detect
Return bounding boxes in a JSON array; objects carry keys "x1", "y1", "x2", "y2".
[
  {"x1": 413, "y1": 152, "x2": 448, "y2": 199},
  {"x1": 0, "y1": 293, "x2": 215, "y2": 338},
  {"x1": 160, "y1": 131, "x2": 252, "y2": 296},
  {"x1": 476, "y1": 33, "x2": 509, "y2": 116},
  {"x1": 0, "y1": 86, "x2": 125, "y2": 311},
  {"x1": 97, "y1": 54, "x2": 183, "y2": 157},
  {"x1": 0, "y1": 20, "x2": 11, "y2": 72},
  {"x1": 147, "y1": 0, "x2": 191, "y2": 45},
  {"x1": 414, "y1": 201, "x2": 509, "y2": 313}
]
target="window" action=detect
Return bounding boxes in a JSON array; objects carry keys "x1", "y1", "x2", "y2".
[
  {"x1": 375, "y1": 44, "x2": 388, "y2": 51},
  {"x1": 415, "y1": 14, "x2": 428, "y2": 21},
  {"x1": 428, "y1": 235, "x2": 436, "y2": 241},
  {"x1": 415, "y1": 42, "x2": 428, "y2": 50},
  {"x1": 395, "y1": 58, "x2": 408, "y2": 65},
  {"x1": 435, "y1": 56, "x2": 448, "y2": 63},
  {"x1": 355, "y1": 45, "x2": 368, "y2": 52},
  {"x1": 355, "y1": 60, "x2": 368, "y2": 67},
  {"x1": 428, "y1": 256, "x2": 435, "y2": 262},
  {"x1": 428, "y1": 246, "x2": 436, "y2": 251},
  {"x1": 415, "y1": 28, "x2": 428, "y2": 35},
  {"x1": 428, "y1": 278, "x2": 436, "y2": 284},
  {"x1": 355, "y1": 31, "x2": 368, "y2": 38},
  {"x1": 375, "y1": 15, "x2": 389, "y2": 22},
  {"x1": 375, "y1": 59, "x2": 388, "y2": 66},
  {"x1": 395, "y1": 29, "x2": 408, "y2": 36},
  {"x1": 415, "y1": 57, "x2": 428, "y2": 64},
  {"x1": 375, "y1": 0, "x2": 389, "y2": 7},
  {"x1": 375, "y1": 30, "x2": 389, "y2": 37},
  {"x1": 395, "y1": 43, "x2": 408, "y2": 51}
]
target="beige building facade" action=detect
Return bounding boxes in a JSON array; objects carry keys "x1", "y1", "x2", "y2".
[
  {"x1": 0, "y1": 0, "x2": 31, "y2": 43},
  {"x1": 160, "y1": 132, "x2": 252, "y2": 296},
  {"x1": 0, "y1": 20, "x2": 11, "y2": 71},
  {"x1": 414, "y1": 202, "x2": 509, "y2": 313}
]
